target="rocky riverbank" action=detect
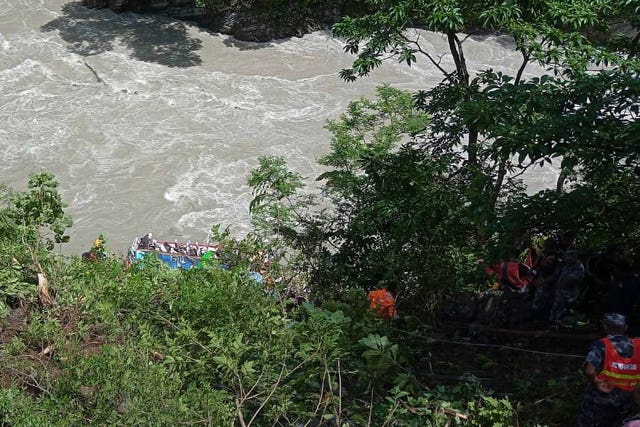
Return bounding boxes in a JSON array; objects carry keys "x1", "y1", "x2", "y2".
[{"x1": 81, "y1": 0, "x2": 361, "y2": 42}]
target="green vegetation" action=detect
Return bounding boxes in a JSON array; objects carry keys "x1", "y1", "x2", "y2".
[
  {"x1": 2, "y1": 0, "x2": 640, "y2": 425},
  {"x1": 330, "y1": 0, "x2": 639, "y2": 256},
  {"x1": 1, "y1": 175, "x2": 517, "y2": 426}
]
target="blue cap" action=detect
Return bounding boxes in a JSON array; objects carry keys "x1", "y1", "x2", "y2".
[{"x1": 602, "y1": 312, "x2": 627, "y2": 327}]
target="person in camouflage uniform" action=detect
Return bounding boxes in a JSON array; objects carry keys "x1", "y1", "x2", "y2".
[
  {"x1": 549, "y1": 250, "x2": 585, "y2": 325},
  {"x1": 578, "y1": 313, "x2": 639, "y2": 427},
  {"x1": 622, "y1": 385, "x2": 640, "y2": 427}
]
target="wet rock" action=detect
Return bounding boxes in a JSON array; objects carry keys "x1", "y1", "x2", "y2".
[
  {"x1": 107, "y1": 0, "x2": 128, "y2": 12},
  {"x1": 80, "y1": 0, "x2": 357, "y2": 42}
]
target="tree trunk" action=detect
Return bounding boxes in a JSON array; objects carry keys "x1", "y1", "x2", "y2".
[
  {"x1": 492, "y1": 157, "x2": 508, "y2": 210},
  {"x1": 447, "y1": 32, "x2": 469, "y2": 84},
  {"x1": 38, "y1": 273, "x2": 54, "y2": 307},
  {"x1": 556, "y1": 158, "x2": 571, "y2": 193},
  {"x1": 467, "y1": 127, "x2": 478, "y2": 169},
  {"x1": 556, "y1": 169, "x2": 567, "y2": 194},
  {"x1": 447, "y1": 32, "x2": 476, "y2": 168}
]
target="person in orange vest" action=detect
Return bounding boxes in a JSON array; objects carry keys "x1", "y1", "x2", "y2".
[
  {"x1": 368, "y1": 284, "x2": 399, "y2": 320},
  {"x1": 578, "y1": 313, "x2": 640, "y2": 427},
  {"x1": 82, "y1": 234, "x2": 106, "y2": 262},
  {"x1": 485, "y1": 247, "x2": 533, "y2": 292}
]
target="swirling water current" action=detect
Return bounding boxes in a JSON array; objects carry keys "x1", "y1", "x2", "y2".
[{"x1": 0, "y1": 0, "x2": 558, "y2": 255}]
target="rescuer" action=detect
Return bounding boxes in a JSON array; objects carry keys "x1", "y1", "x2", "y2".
[
  {"x1": 578, "y1": 313, "x2": 640, "y2": 427},
  {"x1": 368, "y1": 283, "x2": 399, "y2": 320}
]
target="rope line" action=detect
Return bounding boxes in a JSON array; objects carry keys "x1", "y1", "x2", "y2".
[
  {"x1": 393, "y1": 328, "x2": 585, "y2": 359},
  {"x1": 426, "y1": 336, "x2": 585, "y2": 359}
]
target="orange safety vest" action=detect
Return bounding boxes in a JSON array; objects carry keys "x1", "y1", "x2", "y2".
[
  {"x1": 368, "y1": 289, "x2": 397, "y2": 319},
  {"x1": 596, "y1": 337, "x2": 640, "y2": 392},
  {"x1": 485, "y1": 260, "x2": 531, "y2": 290}
]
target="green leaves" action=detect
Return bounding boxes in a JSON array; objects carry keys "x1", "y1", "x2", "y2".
[
  {"x1": 4, "y1": 172, "x2": 72, "y2": 248},
  {"x1": 398, "y1": 46, "x2": 417, "y2": 66},
  {"x1": 0, "y1": 267, "x2": 36, "y2": 318},
  {"x1": 426, "y1": 1, "x2": 464, "y2": 32},
  {"x1": 360, "y1": 334, "x2": 399, "y2": 371},
  {"x1": 0, "y1": 174, "x2": 73, "y2": 318},
  {"x1": 480, "y1": 1, "x2": 522, "y2": 28},
  {"x1": 248, "y1": 156, "x2": 308, "y2": 247},
  {"x1": 334, "y1": 0, "x2": 638, "y2": 95},
  {"x1": 249, "y1": 156, "x2": 303, "y2": 209}
]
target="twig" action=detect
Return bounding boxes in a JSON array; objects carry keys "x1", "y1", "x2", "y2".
[
  {"x1": 242, "y1": 372, "x2": 265, "y2": 401},
  {"x1": 401, "y1": 33, "x2": 453, "y2": 80},
  {"x1": 443, "y1": 408, "x2": 469, "y2": 420},
  {"x1": 246, "y1": 362, "x2": 287, "y2": 427},
  {"x1": 517, "y1": 391, "x2": 565, "y2": 410},
  {"x1": 367, "y1": 387, "x2": 374, "y2": 427},
  {"x1": 317, "y1": 369, "x2": 331, "y2": 425},
  {"x1": 325, "y1": 361, "x2": 334, "y2": 401},
  {"x1": 7, "y1": 367, "x2": 51, "y2": 396},
  {"x1": 235, "y1": 398, "x2": 247, "y2": 427},
  {"x1": 337, "y1": 359, "x2": 343, "y2": 426},
  {"x1": 460, "y1": 32, "x2": 478, "y2": 43},
  {"x1": 305, "y1": 369, "x2": 327, "y2": 427}
]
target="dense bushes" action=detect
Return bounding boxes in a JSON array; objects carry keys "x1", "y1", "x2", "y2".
[
  {"x1": 0, "y1": 177, "x2": 516, "y2": 425},
  {"x1": 0, "y1": 261, "x2": 516, "y2": 425}
]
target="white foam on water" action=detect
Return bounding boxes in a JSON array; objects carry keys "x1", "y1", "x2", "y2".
[
  {"x1": 0, "y1": 59, "x2": 53, "y2": 84},
  {"x1": 0, "y1": 33, "x2": 12, "y2": 51},
  {"x1": 164, "y1": 157, "x2": 253, "y2": 208},
  {"x1": 71, "y1": 183, "x2": 98, "y2": 207}
]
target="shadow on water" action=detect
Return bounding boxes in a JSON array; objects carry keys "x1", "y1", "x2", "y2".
[{"x1": 40, "y1": 2, "x2": 202, "y2": 67}]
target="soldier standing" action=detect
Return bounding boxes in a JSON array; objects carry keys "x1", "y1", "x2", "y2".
[{"x1": 578, "y1": 313, "x2": 640, "y2": 427}]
